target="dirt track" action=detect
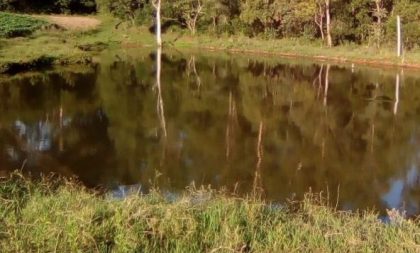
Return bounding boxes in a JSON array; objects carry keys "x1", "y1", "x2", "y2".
[{"x1": 37, "y1": 15, "x2": 101, "y2": 30}]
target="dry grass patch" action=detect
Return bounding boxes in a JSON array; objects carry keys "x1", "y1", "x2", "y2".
[{"x1": 36, "y1": 15, "x2": 101, "y2": 31}]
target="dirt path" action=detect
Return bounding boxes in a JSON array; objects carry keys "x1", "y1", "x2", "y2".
[{"x1": 36, "y1": 15, "x2": 101, "y2": 31}]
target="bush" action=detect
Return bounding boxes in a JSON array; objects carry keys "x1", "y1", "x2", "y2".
[
  {"x1": 0, "y1": 12, "x2": 47, "y2": 38},
  {"x1": 97, "y1": 0, "x2": 150, "y2": 25},
  {"x1": 0, "y1": 0, "x2": 96, "y2": 14}
]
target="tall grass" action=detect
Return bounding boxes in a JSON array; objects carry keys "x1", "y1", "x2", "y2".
[{"x1": 1, "y1": 173, "x2": 419, "y2": 252}]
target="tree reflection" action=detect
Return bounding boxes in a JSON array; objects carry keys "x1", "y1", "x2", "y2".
[
  {"x1": 155, "y1": 47, "x2": 167, "y2": 138},
  {"x1": 225, "y1": 91, "x2": 238, "y2": 160},
  {"x1": 394, "y1": 72, "x2": 400, "y2": 116},
  {"x1": 253, "y1": 121, "x2": 264, "y2": 194}
]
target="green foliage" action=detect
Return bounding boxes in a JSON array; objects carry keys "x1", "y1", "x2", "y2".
[
  {"x1": 0, "y1": 12, "x2": 47, "y2": 38},
  {"x1": 386, "y1": 0, "x2": 420, "y2": 49},
  {"x1": 0, "y1": 0, "x2": 96, "y2": 14},
  {"x1": 97, "y1": 0, "x2": 150, "y2": 25}
]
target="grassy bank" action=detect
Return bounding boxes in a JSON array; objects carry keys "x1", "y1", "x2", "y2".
[
  {"x1": 1, "y1": 12, "x2": 420, "y2": 74},
  {"x1": 170, "y1": 34, "x2": 420, "y2": 69},
  {"x1": 1, "y1": 173, "x2": 419, "y2": 252},
  {"x1": 0, "y1": 13, "x2": 114, "y2": 73}
]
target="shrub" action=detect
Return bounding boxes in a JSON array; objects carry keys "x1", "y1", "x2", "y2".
[
  {"x1": 0, "y1": 0, "x2": 96, "y2": 14},
  {"x1": 0, "y1": 12, "x2": 47, "y2": 38}
]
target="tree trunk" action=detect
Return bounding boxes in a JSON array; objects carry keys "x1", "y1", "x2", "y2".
[
  {"x1": 325, "y1": 0, "x2": 332, "y2": 47},
  {"x1": 373, "y1": 0, "x2": 384, "y2": 48},
  {"x1": 212, "y1": 16, "x2": 217, "y2": 32},
  {"x1": 153, "y1": 0, "x2": 162, "y2": 47},
  {"x1": 191, "y1": 18, "x2": 196, "y2": 35},
  {"x1": 375, "y1": 0, "x2": 382, "y2": 25},
  {"x1": 315, "y1": 5, "x2": 325, "y2": 41},
  {"x1": 188, "y1": 1, "x2": 203, "y2": 36}
]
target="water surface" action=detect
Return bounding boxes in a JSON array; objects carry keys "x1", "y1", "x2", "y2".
[{"x1": 1, "y1": 49, "x2": 420, "y2": 215}]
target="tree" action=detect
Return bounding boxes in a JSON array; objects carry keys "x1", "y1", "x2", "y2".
[
  {"x1": 371, "y1": 0, "x2": 387, "y2": 47},
  {"x1": 314, "y1": 0, "x2": 325, "y2": 41},
  {"x1": 172, "y1": 0, "x2": 205, "y2": 35},
  {"x1": 206, "y1": 0, "x2": 230, "y2": 32},
  {"x1": 325, "y1": 0, "x2": 332, "y2": 47}
]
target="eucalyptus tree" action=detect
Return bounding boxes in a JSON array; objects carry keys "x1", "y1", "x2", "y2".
[
  {"x1": 206, "y1": 0, "x2": 231, "y2": 32},
  {"x1": 314, "y1": 0, "x2": 325, "y2": 41},
  {"x1": 325, "y1": 0, "x2": 332, "y2": 47},
  {"x1": 152, "y1": 0, "x2": 162, "y2": 47},
  {"x1": 171, "y1": 0, "x2": 205, "y2": 35}
]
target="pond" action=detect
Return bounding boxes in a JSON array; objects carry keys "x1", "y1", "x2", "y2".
[{"x1": 1, "y1": 49, "x2": 420, "y2": 215}]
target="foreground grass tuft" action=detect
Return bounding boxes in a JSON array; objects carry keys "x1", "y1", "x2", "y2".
[{"x1": 1, "y1": 173, "x2": 420, "y2": 252}]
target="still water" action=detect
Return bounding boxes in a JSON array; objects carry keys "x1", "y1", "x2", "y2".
[{"x1": 1, "y1": 49, "x2": 420, "y2": 215}]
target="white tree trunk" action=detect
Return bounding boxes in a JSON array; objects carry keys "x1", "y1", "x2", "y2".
[
  {"x1": 375, "y1": 0, "x2": 382, "y2": 25},
  {"x1": 397, "y1": 16, "x2": 402, "y2": 57},
  {"x1": 325, "y1": 0, "x2": 332, "y2": 47},
  {"x1": 153, "y1": 0, "x2": 162, "y2": 47},
  {"x1": 315, "y1": 3, "x2": 325, "y2": 41}
]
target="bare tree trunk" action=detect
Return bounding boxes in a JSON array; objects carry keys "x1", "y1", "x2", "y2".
[
  {"x1": 212, "y1": 16, "x2": 217, "y2": 32},
  {"x1": 375, "y1": 0, "x2": 382, "y2": 25},
  {"x1": 397, "y1": 16, "x2": 402, "y2": 57},
  {"x1": 191, "y1": 19, "x2": 197, "y2": 35},
  {"x1": 315, "y1": 3, "x2": 325, "y2": 41},
  {"x1": 325, "y1": 0, "x2": 332, "y2": 47},
  {"x1": 373, "y1": 0, "x2": 384, "y2": 48},
  {"x1": 187, "y1": 0, "x2": 203, "y2": 36},
  {"x1": 152, "y1": 0, "x2": 162, "y2": 47}
]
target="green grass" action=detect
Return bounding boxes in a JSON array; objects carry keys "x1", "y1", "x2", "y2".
[
  {"x1": 0, "y1": 12, "x2": 47, "y2": 38},
  {"x1": 0, "y1": 14, "x2": 116, "y2": 73},
  {"x1": 1, "y1": 173, "x2": 420, "y2": 252},
  {"x1": 163, "y1": 33, "x2": 420, "y2": 68}
]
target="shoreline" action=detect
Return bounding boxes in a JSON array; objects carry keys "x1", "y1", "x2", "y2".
[
  {"x1": 201, "y1": 46, "x2": 420, "y2": 70},
  {"x1": 2, "y1": 42, "x2": 419, "y2": 75},
  {"x1": 3, "y1": 43, "x2": 417, "y2": 75},
  {"x1": 1, "y1": 14, "x2": 420, "y2": 74}
]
